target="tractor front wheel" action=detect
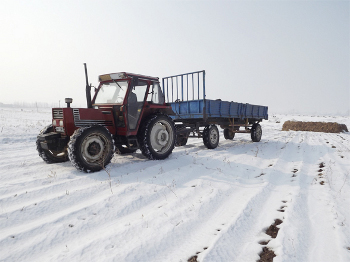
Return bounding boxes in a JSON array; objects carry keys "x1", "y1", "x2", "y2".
[
  {"x1": 138, "y1": 115, "x2": 176, "y2": 160},
  {"x1": 36, "y1": 125, "x2": 68, "y2": 163},
  {"x1": 68, "y1": 126, "x2": 114, "y2": 172}
]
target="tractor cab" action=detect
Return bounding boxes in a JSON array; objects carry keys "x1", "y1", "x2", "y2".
[{"x1": 92, "y1": 72, "x2": 168, "y2": 137}]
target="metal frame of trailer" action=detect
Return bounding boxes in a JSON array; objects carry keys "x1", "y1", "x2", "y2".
[{"x1": 162, "y1": 70, "x2": 268, "y2": 141}]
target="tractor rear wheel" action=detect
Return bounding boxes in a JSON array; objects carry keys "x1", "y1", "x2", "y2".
[
  {"x1": 138, "y1": 115, "x2": 176, "y2": 160},
  {"x1": 203, "y1": 125, "x2": 219, "y2": 149},
  {"x1": 224, "y1": 128, "x2": 235, "y2": 140},
  {"x1": 251, "y1": 123, "x2": 262, "y2": 142},
  {"x1": 36, "y1": 125, "x2": 68, "y2": 163},
  {"x1": 68, "y1": 126, "x2": 114, "y2": 172}
]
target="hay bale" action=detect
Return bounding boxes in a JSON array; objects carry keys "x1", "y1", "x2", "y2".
[{"x1": 282, "y1": 121, "x2": 348, "y2": 133}]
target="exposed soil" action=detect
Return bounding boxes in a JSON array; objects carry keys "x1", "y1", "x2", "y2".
[
  {"x1": 282, "y1": 121, "x2": 348, "y2": 133},
  {"x1": 188, "y1": 255, "x2": 198, "y2": 262},
  {"x1": 259, "y1": 240, "x2": 270, "y2": 245},
  {"x1": 256, "y1": 173, "x2": 265, "y2": 178},
  {"x1": 258, "y1": 247, "x2": 276, "y2": 262},
  {"x1": 265, "y1": 219, "x2": 283, "y2": 238},
  {"x1": 266, "y1": 225, "x2": 279, "y2": 238}
]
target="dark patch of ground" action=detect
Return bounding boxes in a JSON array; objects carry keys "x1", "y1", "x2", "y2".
[
  {"x1": 188, "y1": 255, "x2": 198, "y2": 262},
  {"x1": 266, "y1": 219, "x2": 283, "y2": 238},
  {"x1": 259, "y1": 240, "x2": 270, "y2": 245},
  {"x1": 256, "y1": 173, "x2": 265, "y2": 178},
  {"x1": 257, "y1": 247, "x2": 276, "y2": 262}
]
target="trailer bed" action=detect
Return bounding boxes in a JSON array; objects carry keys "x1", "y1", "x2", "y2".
[{"x1": 169, "y1": 99, "x2": 268, "y2": 121}]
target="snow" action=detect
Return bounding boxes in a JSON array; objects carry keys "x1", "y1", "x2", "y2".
[{"x1": 1, "y1": 106, "x2": 350, "y2": 261}]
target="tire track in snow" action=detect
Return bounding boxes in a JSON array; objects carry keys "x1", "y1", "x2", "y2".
[
  {"x1": 200, "y1": 132, "x2": 303, "y2": 261},
  {"x1": 277, "y1": 132, "x2": 347, "y2": 261}
]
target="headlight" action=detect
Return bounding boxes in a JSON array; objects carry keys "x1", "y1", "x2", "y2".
[
  {"x1": 53, "y1": 120, "x2": 57, "y2": 126},
  {"x1": 59, "y1": 120, "x2": 64, "y2": 126}
]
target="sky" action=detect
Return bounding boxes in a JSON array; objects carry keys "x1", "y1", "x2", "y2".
[{"x1": 0, "y1": 0, "x2": 349, "y2": 115}]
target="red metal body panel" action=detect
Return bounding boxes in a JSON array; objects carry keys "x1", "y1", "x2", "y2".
[
  {"x1": 62, "y1": 108, "x2": 75, "y2": 135},
  {"x1": 73, "y1": 108, "x2": 116, "y2": 135},
  {"x1": 52, "y1": 107, "x2": 116, "y2": 137}
]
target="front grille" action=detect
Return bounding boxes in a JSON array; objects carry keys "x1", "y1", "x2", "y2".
[{"x1": 53, "y1": 109, "x2": 63, "y2": 119}]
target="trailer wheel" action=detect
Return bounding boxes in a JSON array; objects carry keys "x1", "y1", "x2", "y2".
[
  {"x1": 36, "y1": 125, "x2": 68, "y2": 163},
  {"x1": 224, "y1": 128, "x2": 235, "y2": 140},
  {"x1": 138, "y1": 115, "x2": 176, "y2": 160},
  {"x1": 68, "y1": 126, "x2": 114, "y2": 172},
  {"x1": 175, "y1": 136, "x2": 188, "y2": 147},
  {"x1": 251, "y1": 123, "x2": 262, "y2": 142},
  {"x1": 203, "y1": 125, "x2": 219, "y2": 149}
]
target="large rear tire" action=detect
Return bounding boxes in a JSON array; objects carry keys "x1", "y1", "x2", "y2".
[
  {"x1": 203, "y1": 125, "x2": 219, "y2": 149},
  {"x1": 251, "y1": 123, "x2": 262, "y2": 142},
  {"x1": 36, "y1": 125, "x2": 68, "y2": 163},
  {"x1": 68, "y1": 126, "x2": 114, "y2": 172},
  {"x1": 138, "y1": 115, "x2": 176, "y2": 160}
]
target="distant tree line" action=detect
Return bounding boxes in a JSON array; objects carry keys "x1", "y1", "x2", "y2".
[{"x1": 0, "y1": 101, "x2": 59, "y2": 108}]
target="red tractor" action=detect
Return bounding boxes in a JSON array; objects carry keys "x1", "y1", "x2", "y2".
[{"x1": 37, "y1": 64, "x2": 176, "y2": 172}]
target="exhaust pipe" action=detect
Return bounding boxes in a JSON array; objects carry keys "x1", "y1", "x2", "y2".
[{"x1": 84, "y1": 63, "x2": 93, "y2": 108}]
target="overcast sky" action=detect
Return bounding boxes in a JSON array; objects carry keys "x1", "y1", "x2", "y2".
[{"x1": 0, "y1": 0, "x2": 349, "y2": 115}]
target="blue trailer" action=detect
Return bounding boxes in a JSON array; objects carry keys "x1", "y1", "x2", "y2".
[{"x1": 163, "y1": 70, "x2": 268, "y2": 148}]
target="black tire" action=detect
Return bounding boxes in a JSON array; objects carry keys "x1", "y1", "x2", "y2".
[
  {"x1": 224, "y1": 128, "x2": 235, "y2": 140},
  {"x1": 203, "y1": 125, "x2": 219, "y2": 149},
  {"x1": 116, "y1": 145, "x2": 137, "y2": 154},
  {"x1": 175, "y1": 136, "x2": 188, "y2": 147},
  {"x1": 138, "y1": 115, "x2": 176, "y2": 160},
  {"x1": 36, "y1": 125, "x2": 68, "y2": 163},
  {"x1": 68, "y1": 126, "x2": 114, "y2": 172},
  {"x1": 251, "y1": 123, "x2": 262, "y2": 142}
]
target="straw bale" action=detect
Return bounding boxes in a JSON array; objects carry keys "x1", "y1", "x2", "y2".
[{"x1": 282, "y1": 121, "x2": 348, "y2": 133}]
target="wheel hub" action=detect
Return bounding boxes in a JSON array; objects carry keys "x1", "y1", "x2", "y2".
[
  {"x1": 82, "y1": 136, "x2": 105, "y2": 161},
  {"x1": 87, "y1": 141, "x2": 101, "y2": 156},
  {"x1": 210, "y1": 129, "x2": 218, "y2": 144},
  {"x1": 150, "y1": 121, "x2": 173, "y2": 152},
  {"x1": 157, "y1": 130, "x2": 169, "y2": 146}
]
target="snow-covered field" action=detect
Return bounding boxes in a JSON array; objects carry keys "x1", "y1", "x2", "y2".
[{"x1": 1, "y1": 107, "x2": 350, "y2": 262}]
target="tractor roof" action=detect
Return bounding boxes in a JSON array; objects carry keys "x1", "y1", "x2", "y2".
[{"x1": 99, "y1": 72, "x2": 159, "y2": 82}]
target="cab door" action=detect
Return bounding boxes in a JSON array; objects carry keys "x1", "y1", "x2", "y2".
[{"x1": 126, "y1": 80, "x2": 148, "y2": 130}]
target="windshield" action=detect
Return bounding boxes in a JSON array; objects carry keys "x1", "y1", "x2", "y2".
[{"x1": 94, "y1": 81, "x2": 128, "y2": 104}]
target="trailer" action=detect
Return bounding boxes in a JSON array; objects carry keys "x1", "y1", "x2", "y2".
[
  {"x1": 162, "y1": 70, "x2": 268, "y2": 148},
  {"x1": 37, "y1": 65, "x2": 268, "y2": 172}
]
